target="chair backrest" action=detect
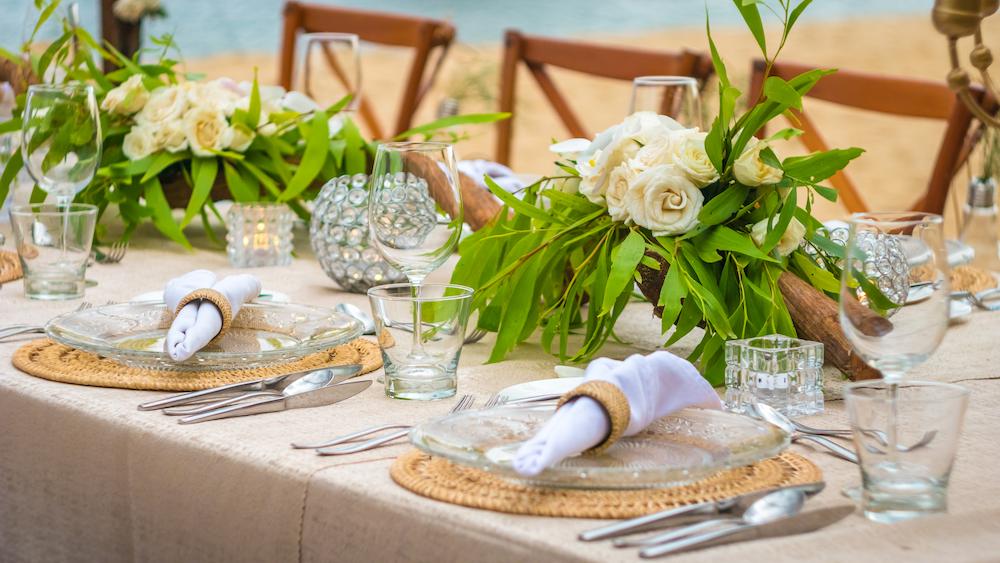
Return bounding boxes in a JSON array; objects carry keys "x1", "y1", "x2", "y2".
[
  {"x1": 496, "y1": 30, "x2": 713, "y2": 166},
  {"x1": 279, "y1": 1, "x2": 455, "y2": 139},
  {"x1": 749, "y1": 59, "x2": 987, "y2": 214}
]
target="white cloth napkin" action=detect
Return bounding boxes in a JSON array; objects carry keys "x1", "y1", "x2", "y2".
[
  {"x1": 163, "y1": 272, "x2": 262, "y2": 361},
  {"x1": 512, "y1": 351, "x2": 723, "y2": 477},
  {"x1": 457, "y1": 159, "x2": 525, "y2": 194}
]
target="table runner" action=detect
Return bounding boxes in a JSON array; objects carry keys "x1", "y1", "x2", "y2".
[{"x1": 1, "y1": 227, "x2": 999, "y2": 562}]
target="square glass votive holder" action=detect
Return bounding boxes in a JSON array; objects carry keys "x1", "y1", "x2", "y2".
[
  {"x1": 724, "y1": 334, "x2": 824, "y2": 417},
  {"x1": 226, "y1": 203, "x2": 294, "y2": 268}
]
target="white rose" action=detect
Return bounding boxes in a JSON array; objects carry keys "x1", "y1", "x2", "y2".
[
  {"x1": 122, "y1": 125, "x2": 157, "y2": 160},
  {"x1": 156, "y1": 119, "x2": 188, "y2": 153},
  {"x1": 100, "y1": 74, "x2": 149, "y2": 115},
  {"x1": 576, "y1": 112, "x2": 685, "y2": 203},
  {"x1": 670, "y1": 130, "x2": 719, "y2": 188},
  {"x1": 136, "y1": 85, "x2": 187, "y2": 126},
  {"x1": 185, "y1": 80, "x2": 240, "y2": 115},
  {"x1": 281, "y1": 91, "x2": 319, "y2": 114},
  {"x1": 228, "y1": 122, "x2": 255, "y2": 152},
  {"x1": 183, "y1": 107, "x2": 232, "y2": 157},
  {"x1": 605, "y1": 162, "x2": 638, "y2": 222},
  {"x1": 750, "y1": 217, "x2": 806, "y2": 256},
  {"x1": 624, "y1": 164, "x2": 703, "y2": 236},
  {"x1": 733, "y1": 137, "x2": 783, "y2": 186}
]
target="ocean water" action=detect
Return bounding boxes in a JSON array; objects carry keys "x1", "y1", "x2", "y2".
[{"x1": 2, "y1": 0, "x2": 932, "y2": 58}]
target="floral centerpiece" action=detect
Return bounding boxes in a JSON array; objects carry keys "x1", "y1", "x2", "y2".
[
  {"x1": 452, "y1": 0, "x2": 869, "y2": 384},
  {"x1": 0, "y1": 8, "x2": 504, "y2": 247}
]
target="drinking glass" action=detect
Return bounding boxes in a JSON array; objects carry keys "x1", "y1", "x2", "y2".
[
  {"x1": 294, "y1": 32, "x2": 361, "y2": 113},
  {"x1": 839, "y1": 213, "x2": 950, "y2": 380},
  {"x1": 368, "y1": 283, "x2": 473, "y2": 400},
  {"x1": 9, "y1": 203, "x2": 97, "y2": 299},
  {"x1": 21, "y1": 83, "x2": 102, "y2": 207},
  {"x1": 628, "y1": 76, "x2": 702, "y2": 127},
  {"x1": 21, "y1": 1, "x2": 80, "y2": 83},
  {"x1": 845, "y1": 380, "x2": 969, "y2": 523},
  {"x1": 367, "y1": 141, "x2": 463, "y2": 284}
]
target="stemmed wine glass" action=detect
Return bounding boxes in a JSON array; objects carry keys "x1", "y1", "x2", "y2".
[
  {"x1": 295, "y1": 32, "x2": 361, "y2": 114},
  {"x1": 367, "y1": 142, "x2": 464, "y2": 354},
  {"x1": 628, "y1": 76, "x2": 703, "y2": 127},
  {"x1": 838, "y1": 212, "x2": 950, "y2": 500},
  {"x1": 21, "y1": 83, "x2": 102, "y2": 209}
]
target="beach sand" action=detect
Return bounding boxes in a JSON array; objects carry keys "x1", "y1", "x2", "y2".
[{"x1": 182, "y1": 14, "x2": 1000, "y2": 231}]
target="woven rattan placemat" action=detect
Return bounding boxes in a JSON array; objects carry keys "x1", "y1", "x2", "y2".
[
  {"x1": 391, "y1": 450, "x2": 822, "y2": 519},
  {"x1": 0, "y1": 250, "x2": 22, "y2": 284},
  {"x1": 12, "y1": 338, "x2": 382, "y2": 391}
]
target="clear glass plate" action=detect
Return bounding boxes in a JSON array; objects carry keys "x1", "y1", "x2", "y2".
[
  {"x1": 46, "y1": 301, "x2": 363, "y2": 371},
  {"x1": 410, "y1": 405, "x2": 790, "y2": 489}
]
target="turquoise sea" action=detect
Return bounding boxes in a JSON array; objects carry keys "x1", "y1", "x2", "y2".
[{"x1": 2, "y1": 0, "x2": 933, "y2": 57}]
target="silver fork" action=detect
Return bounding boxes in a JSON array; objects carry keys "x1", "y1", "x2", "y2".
[
  {"x1": 294, "y1": 393, "x2": 475, "y2": 453},
  {"x1": 464, "y1": 328, "x2": 487, "y2": 344},
  {"x1": 0, "y1": 301, "x2": 93, "y2": 341},
  {"x1": 95, "y1": 241, "x2": 128, "y2": 264}
]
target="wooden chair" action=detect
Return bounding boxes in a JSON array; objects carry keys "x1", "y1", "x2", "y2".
[
  {"x1": 749, "y1": 60, "x2": 989, "y2": 215},
  {"x1": 279, "y1": 1, "x2": 455, "y2": 139},
  {"x1": 496, "y1": 30, "x2": 713, "y2": 166}
]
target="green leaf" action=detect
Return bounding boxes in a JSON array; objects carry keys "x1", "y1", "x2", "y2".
[
  {"x1": 394, "y1": 112, "x2": 511, "y2": 140},
  {"x1": 144, "y1": 178, "x2": 191, "y2": 249},
  {"x1": 488, "y1": 257, "x2": 542, "y2": 363},
  {"x1": 783, "y1": 148, "x2": 864, "y2": 185},
  {"x1": 763, "y1": 76, "x2": 802, "y2": 110},
  {"x1": 766, "y1": 127, "x2": 804, "y2": 142},
  {"x1": 705, "y1": 13, "x2": 730, "y2": 89},
  {"x1": 791, "y1": 251, "x2": 840, "y2": 293},
  {"x1": 762, "y1": 187, "x2": 797, "y2": 253},
  {"x1": 657, "y1": 260, "x2": 687, "y2": 330},
  {"x1": 810, "y1": 232, "x2": 845, "y2": 259},
  {"x1": 788, "y1": 0, "x2": 815, "y2": 31},
  {"x1": 665, "y1": 296, "x2": 701, "y2": 346},
  {"x1": 734, "y1": 0, "x2": 767, "y2": 57},
  {"x1": 182, "y1": 157, "x2": 219, "y2": 227},
  {"x1": 759, "y1": 146, "x2": 783, "y2": 170},
  {"x1": 278, "y1": 112, "x2": 329, "y2": 201},
  {"x1": 700, "y1": 225, "x2": 778, "y2": 262},
  {"x1": 699, "y1": 185, "x2": 749, "y2": 225},
  {"x1": 813, "y1": 184, "x2": 838, "y2": 202},
  {"x1": 247, "y1": 70, "x2": 261, "y2": 129},
  {"x1": 705, "y1": 116, "x2": 725, "y2": 172},
  {"x1": 486, "y1": 176, "x2": 564, "y2": 225},
  {"x1": 141, "y1": 151, "x2": 187, "y2": 184},
  {"x1": 0, "y1": 150, "x2": 23, "y2": 206},
  {"x1": 223, "y1": 161, "x2": 257, "y2": 202},
  {"x1": 602, "y1": 230, "x2": 645, "y2": 314}
]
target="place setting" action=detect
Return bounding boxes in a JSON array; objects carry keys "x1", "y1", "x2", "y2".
[{"x1": 1, "y1": 0, "x2": 998, "y2": 561}]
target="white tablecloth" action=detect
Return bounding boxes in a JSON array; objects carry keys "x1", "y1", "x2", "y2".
[{"x1": 1, "y1": 227, "x2": 999, "y2": 562}]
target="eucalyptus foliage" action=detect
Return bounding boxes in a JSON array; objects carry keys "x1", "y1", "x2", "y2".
[{"x1": 452, "y1": 0, "x2": 866, "y2": 384}]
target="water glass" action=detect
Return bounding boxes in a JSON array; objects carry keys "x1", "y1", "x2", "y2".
[
  {"x1": 8, "y1": 203, "x2": 97, "y2": 300},
  {"x1": 225, "y1": 203, "x2": 294, "y2": 268},
  {"x1": 845, "y1": 380, "x2": 969, "y2": 523},
  {"x1": 368, "y1": 283, "x2": 473, "y2": 400},
  {"x1": 628, "y1": 76, "x2": 702, "y2": 127}
]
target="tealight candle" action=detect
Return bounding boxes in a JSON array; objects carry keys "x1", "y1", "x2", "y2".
[{"x1": 226, "y1": 203, "x2": 294, "y2": 268}]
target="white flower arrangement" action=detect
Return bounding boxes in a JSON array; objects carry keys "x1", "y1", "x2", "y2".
[
  {"x1": 112, "y1": 0, "x2": 163, "y2": 24},
  {"x1": 103, "y1": 77, "x2": 333, "y2": 161}
]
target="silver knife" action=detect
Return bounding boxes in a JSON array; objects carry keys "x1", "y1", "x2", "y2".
[
  {"x1": 160, "y1": 364, "x2": 363, "y2": 416},
  {"x1": 579, "y1": 481, "x2": 826, "y2": 542},
  {"x1": 138, "y1": 364, "x2": 363, "y2": 411},
  {"x1": 177, "y1": 379, "x2": 372, "y2": 424},
  {"x1": 638, "y1": 504, "x2": 855, "y2": 558}
]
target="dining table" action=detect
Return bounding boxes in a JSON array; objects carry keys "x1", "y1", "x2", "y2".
[{"x1": 1, "y1": 223, "x2": 999, "y2": 563}]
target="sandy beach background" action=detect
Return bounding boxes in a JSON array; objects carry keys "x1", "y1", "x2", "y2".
[{"x1": 174, "y1": 12, "x2": 1000, "y2": 232}]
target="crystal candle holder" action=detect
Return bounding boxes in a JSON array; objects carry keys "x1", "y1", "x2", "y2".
[
  {"x1": 226, "y1": 203, "x2": 294, "y2": 268},
  {"x1": 724, "y1": 334, "x2": 824, "y2": 417}
]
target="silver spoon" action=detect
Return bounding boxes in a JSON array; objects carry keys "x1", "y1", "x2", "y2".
[
  {"x1": 335, "y1": 302, "x2": 376, "y2": 335},
  {"x1": 629, "y1": 489, "x2": 806, "y2": 557},
  {"x1": 750, "y1": 403, "x2": 858, "y2": 464}
]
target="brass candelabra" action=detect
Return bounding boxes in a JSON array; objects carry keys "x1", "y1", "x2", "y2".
[{"x1": 934, "y1": 0, "x2": 1000, "y2": 125}]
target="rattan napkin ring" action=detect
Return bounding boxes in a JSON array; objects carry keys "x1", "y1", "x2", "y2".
[
  {"x1": 175, "y1": 288, "x2": 233, "y2": 339},
  {"x1": 556, "y1": 380, "x2": 631, "y2": 454}
]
